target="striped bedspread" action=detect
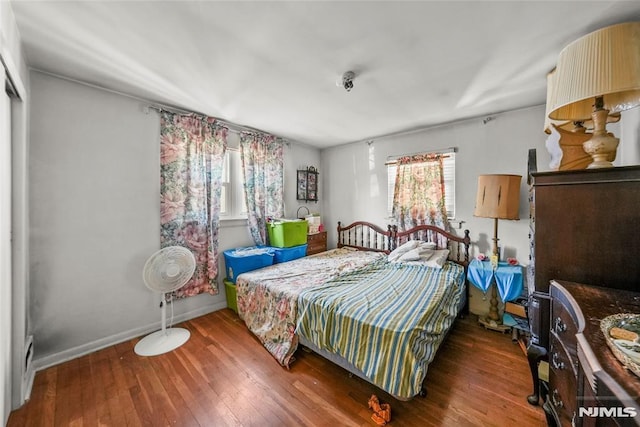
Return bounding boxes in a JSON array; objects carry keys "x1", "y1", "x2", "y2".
[
  {"x1": 236, "y1": 248, "x2": 386, "y2": 366},
  {"x1": 296, "y1": 260, "x2": 465, "y2": 399}
]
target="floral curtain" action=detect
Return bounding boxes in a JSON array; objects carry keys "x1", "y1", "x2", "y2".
[
  {"x1": 240, "y1": 132, "x2": 284, "y2": 245},
  {"x1": 160, "y1": 112, "x2": 228, "y2": 297},
  {"x1": 392, "y1": 153, "x2": 450, "y2": 231}
]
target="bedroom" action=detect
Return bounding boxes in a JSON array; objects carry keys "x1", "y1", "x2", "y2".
[{"x1": 2, "y1": 1, "x2": 640, "y2": 426}]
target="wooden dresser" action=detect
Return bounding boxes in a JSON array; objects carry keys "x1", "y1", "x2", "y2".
[
  {"x1": 529, "y1": 165, "x2": 640, "y2": 344},
  {"x1": 306, "y1": 231, "x2": 327, "y2": 255},
  {"x1": 526, "y1": 165, "x2": 640, "y2": 405},
  {"x1": 547, "y1": 280, "x2": 640, "y2": 427}
]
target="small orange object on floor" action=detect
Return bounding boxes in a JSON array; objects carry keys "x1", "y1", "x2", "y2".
[{"x1": 368, "y1": 394, "x2": 392, "y2": 425}]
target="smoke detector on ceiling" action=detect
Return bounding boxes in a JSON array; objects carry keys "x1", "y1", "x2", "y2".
[{"x1": 337, "y1": 71, "x2": 355, "y2": 92}]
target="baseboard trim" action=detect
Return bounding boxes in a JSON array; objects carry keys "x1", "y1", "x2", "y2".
[{"x1": 33, "y1": 302, "x2": 227, "y2": 371}]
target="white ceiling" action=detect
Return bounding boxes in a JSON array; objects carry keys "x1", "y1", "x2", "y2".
[{"x1": 10, "y1": 1, "x2": 640, "y2": 148}]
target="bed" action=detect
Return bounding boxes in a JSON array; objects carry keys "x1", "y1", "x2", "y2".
[{"x1": 235, "y1": 221, "x2": 471, "y2": 400}]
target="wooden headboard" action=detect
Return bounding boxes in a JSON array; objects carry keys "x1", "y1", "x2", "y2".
[
  {"x1": 394, "y1": 224, "x2": 471, "y2": 268},
  {"x1": 337, "y1": 221, "x2": 471, "y2": 267},
  {"x1": 337, "y1": 221, "x2": 395, "y2": 254}
]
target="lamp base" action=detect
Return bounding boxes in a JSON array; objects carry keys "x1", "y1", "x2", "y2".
[
  {"x1": 584, "y1": 108, "x2": 619, "y2": 168},
  {"x1": 553, "y1": 124, "x2": 593, "y2": 170}
]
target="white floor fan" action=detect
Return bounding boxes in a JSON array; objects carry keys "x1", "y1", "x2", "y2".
[{"x1": 134, "y1": 246, "x2": 196, "y2": 357}]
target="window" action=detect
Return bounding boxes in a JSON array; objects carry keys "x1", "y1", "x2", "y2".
[
  {"x1": 220, "y1": 149, "x2": 247, "y2": 219},
  {"x1": 387, "y1": 152, "x2": 456, "y2": 219}
]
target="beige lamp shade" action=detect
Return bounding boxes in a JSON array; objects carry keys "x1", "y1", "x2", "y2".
[
  {"x1": 548, "y1": 22, "x2": 640, "y2": 121},
  {"x1": 544, "y1": 68, "x2": 620, "y2": 134},
  {"x1": 544, "y1": 69, "x2": 575, "y2": 133},
  {"x1": 474, "y1": 174, "x2": 521, "y2": 220}
]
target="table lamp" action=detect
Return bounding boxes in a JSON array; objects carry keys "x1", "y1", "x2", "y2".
[
  {"x1": 474, "y1": 174, "x2": 521, "y2": 323},
  {"x1": 547, "y1": 22, "x2": 640, "y2": 168},
  {"x1": 544, "y1": 69, "x2": 620, "y2": 171}
]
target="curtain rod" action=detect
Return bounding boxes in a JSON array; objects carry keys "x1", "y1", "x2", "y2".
[
  {"x1": 146, "y1": 104, "x2": 285, "y2": 139},
  {"x1": 386, "y1": 146, "x2": 457, "y2": 162}
]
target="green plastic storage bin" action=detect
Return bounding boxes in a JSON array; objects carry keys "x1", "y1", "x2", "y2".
[
  {"x1": 224, "y1": 279, "x2": 238, "y2": 314},
  {"x1": 267, "y1": 220, "x2": 308, "y2": 247}
]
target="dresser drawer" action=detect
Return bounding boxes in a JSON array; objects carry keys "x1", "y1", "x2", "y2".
[
  {"x1": 549, "y1": 333, "x2": 578, "y2": 426},
  {"x1": 551, "y1": 297, "x2": 579, "y2": 363},
  {"x1": 306, "y1": 231, "x2": 327, "y2": 255},
  {"x1": 307, "y1": 231, "x2": 326, "y2": 244}
]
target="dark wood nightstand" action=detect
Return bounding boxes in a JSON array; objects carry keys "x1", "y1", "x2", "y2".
[{"x1": 306, "y1": 231, "x2": 327, "y2": 255}]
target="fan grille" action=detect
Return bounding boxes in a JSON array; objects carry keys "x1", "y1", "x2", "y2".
[{"x1": 143, "y1": 246, "x2": 196, "y2": 293}]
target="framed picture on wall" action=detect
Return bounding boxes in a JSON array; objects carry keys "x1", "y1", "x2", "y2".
[
  {"x1": 297, "y1": 167, "x2": 318, "y2": 202},
  {"x1": 297, "y1": 170, "x2": 307, "y2": 200}
]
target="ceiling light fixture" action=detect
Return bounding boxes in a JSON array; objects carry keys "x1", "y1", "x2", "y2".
[{"x1": 337, "y1": 71, "x2": 355, "y2": 92}]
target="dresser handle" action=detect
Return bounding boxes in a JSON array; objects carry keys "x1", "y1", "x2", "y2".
[
  {"x1": 551, "y1": 389, "x2": 564, "y2": 408},
  {"x1": 551, "y1": 352, "x2": 565, "y2": 370},
  {"x1": 554, "y1": 317, "x2": 567, "y2": 333}
]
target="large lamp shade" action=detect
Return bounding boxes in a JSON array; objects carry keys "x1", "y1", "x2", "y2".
[
  {"x1": 548, "y1": 22, "x2": 640, "y2": 121},
  {"x1": 474, "y1": 174, "x2": 521, "y2": 258},
  {"x1": 474, "y1": 174, "x2": 521, "y2": 220}
]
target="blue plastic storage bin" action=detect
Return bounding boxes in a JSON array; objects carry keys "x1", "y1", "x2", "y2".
[
  {"x1": 273, "y1": 244, "x2": 307, "y2": 263},
  {"x1": 224, "y1": 246, "x2": 275, "y2": 283}
]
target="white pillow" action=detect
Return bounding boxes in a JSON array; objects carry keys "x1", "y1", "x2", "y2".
[
  {"x1": 420, "y1": 241, "x2": 437, "y2": 250},
  {"x1": 396, "y1": 247, "x2": 435, "y2": 262},
  {"x1": 424, "y1": 249, "x2": 450, "y2": 269},
  {"x1": 392, "y1": 249, "x2": 450, "y2": 268},
  {"x1": 397, "y1": 248, "x2": 422, "y2": 261},
  {"x1": 388, "y1": 240, "x2": 420, "y2": 262}
]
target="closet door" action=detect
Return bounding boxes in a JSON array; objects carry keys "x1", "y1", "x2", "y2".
[{"x1": 0, "y1": 71, "x2": 12, "y2": 425}]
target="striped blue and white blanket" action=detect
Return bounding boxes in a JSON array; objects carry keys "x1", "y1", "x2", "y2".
[{"x1": 296, "y1": 259, "x2": 465, "y2": 399}]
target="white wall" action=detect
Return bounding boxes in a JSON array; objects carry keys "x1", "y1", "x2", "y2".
[
  {"x1": 320, "y1": 105, "x2": 640, "y2": 315},
  {"x1": 30, "y1": 71, "x2": 189, "y2": 368},
  {"x1": 28, "y1": 71, "x2": 321, "y2": 369},
  {"x1": 618, "y1": 108, "x2": 640, "y2": 165},
  {"x1": 321, "y1": 106, "x2": 549, "y2": 254},
  {"x1": 284, "y1": 142, "x2": 323, "y2": 219}
]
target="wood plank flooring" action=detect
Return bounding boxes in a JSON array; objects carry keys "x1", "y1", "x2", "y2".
[{"x1": 8, "y1": 309, "x2": 546, "y2": 426}]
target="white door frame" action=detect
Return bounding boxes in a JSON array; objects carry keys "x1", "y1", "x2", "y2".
[
  {"x1": 1, "y1": 43, "x2": 31, "y2": 415},
  {"x1": 0, "y1": 68, "x2": 13, "y2": 427}
]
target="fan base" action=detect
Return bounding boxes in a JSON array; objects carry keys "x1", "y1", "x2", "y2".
[{"x1": 134, "y1": 327, "x2": 190, "y2": 356}]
